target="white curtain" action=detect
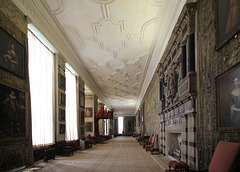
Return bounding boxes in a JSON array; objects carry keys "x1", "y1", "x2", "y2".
[
  {"x1": 28, "y1": 30, "x2": 55, "y2": 147},
  {"x1": 65, "y1": 68, "x2": 78, "y2": 141}
]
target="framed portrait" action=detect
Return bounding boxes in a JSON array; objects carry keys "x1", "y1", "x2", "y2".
[
  {"x1": 86, "y1": 122, "x2": 93, "y2": 132},
  {"x1": 0, "y1": 82, "x2": 26, "y2": 139},
  {"x1": 216, "y1": 0, "x2": 240, "y2": 50},
  {"x1": 80, "y1": 108, "x2": 84, "y2": 125},
  {"x1": 59, "y1": 91, "x2": 65, "y2": 106},
  {"x1": 58, "y1": 73, "x2": 66, "y2": 90},
  {"x1": 79, "y1": 91, "x2": 85, "y2": 108},
  {"x1": 85, "y1": 107, "x2": 93, "y2": 118},
  {"x1": 59, "y1": 124, "x2": 65, "y2": 134},
  {"x1": 0, "y1": 27, "x2": 25, "y2": 78},
  {"x1": 59, "y1": 108, "x2": 65, "y2": 121},
  {"x1": 216, "y1": 63, "x2": 240, "y2": 131},
  {"x1": 81, "y1": 126, "x2": 84, "y2": 135}
]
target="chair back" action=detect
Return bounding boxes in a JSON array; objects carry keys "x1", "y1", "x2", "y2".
[
  {"x1": 148, "y1": 134, "x2": 153, "y2": 142},
  {"x1": 209, "y1": 141, "x2": 240, "y2": 172},
  {"x1": 151, "y1": 134, "x2": 156, "y2": 145}
]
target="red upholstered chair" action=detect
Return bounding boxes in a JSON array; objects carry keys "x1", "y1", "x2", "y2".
[
  {"x1": 169, "y1": 161, "x2": 189, "y2": 172},
  {"x1": 168, "y1": 160, "x2": 177, "y2": 169},
  {"x1": 145, "y1": 134, "x2": 156, "y2": 152},
  {"x1": 74, "y1": 141, "x2": 82, "y2": 151},
  {"x1": 169, "y1": 141, "x2": 240, "y2": 172},
  {"x1": 136, "y1": 133, "x2": 143, "y2": 142},
  {"x1": 150, "y1": 147, "x2": 160, "y2": 155},
  {"x1": 138, "y1": 133, "x2": 147, "y2": 143},
  {"x1": 142, "y1": 134, "x2": 153, "y2": 149},
  {"x1": 208, "y1": 141, "x2": 240, "y2": 172}
]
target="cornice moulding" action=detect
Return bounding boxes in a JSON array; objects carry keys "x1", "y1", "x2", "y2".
[
  {"x1": 12, "y1": 0, "x2": 112, "y2": 109},
  {"x1": 135, "y1": 0, "x2": 186, "y2": 115}
]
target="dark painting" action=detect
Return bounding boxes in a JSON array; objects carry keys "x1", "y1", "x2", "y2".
[
  {"x1": 59, "y1": 124, "x2": 65, "y2": 134},
  {"x1": 79, "y1": 91, "x2": 85, "y2": 108},
  {"x1": 80, "y1": 108, "x2": 84, "y2": 125},
  {"x1": 58, "y1": 73, "x2": 66, "y2": 90},
  {"x1": 59, "y1": 108, "x2": 65, "y2": 121},
  {"x1": 0, "y1": 82, "x2": 26, "y2": 138},
  {"x1": 59, "y1": 91, "x2": 65, "y2": 106},
  {"x1": 81, "y1": 126, "x2": 84, "y2": 135},
  {"x1": 216, "y1": 0, "x2": 240, "y2": 49},
  {"x1": 217, "y1": 63, "x2": 240, "y2": 131},
  {"x1": 0, "y1": 27, "x2": 25, "y2": 78},
  {"x1": 86, "y1": 122, "x2": 93, "y2": 132}
]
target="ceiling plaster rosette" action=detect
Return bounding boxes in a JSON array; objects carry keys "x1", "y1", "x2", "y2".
[
  {"x1": 92, "y1": 18, "x2": 130, "y2": 51},
  {"x1": 105, "y1": 58, "x2": 126, "y2": 71}
]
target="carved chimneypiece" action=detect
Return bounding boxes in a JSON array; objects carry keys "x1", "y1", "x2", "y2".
[{"x1": 158, "y1": 2, "x2": 197, "y2": 170}]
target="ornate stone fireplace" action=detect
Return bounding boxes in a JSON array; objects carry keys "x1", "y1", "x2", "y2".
[
  {"x1": 157, "y1": 2, "x2": 198, "y2": 170},
  {"x1": 168, "y1": 131, "x2": 182, "y2": 160}
]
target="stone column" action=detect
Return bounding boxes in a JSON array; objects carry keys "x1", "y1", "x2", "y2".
[
  {"x1": 160, "y1": 78, "x2": 164, "y2": 100},
  {"x1": 110, "y1": 119, "x2": 113, "y2": 136},
  {"x1": 162, "y1": 121, "x2": 166, "y2": 155},
  {"x1": 187, "y1": 34, "x2": 195, "y2": 73},
  {"x1": 181, "y1": 45, "x2": 187, "y2": 79},
  {"x1": 181, "y1": 115, "x2": 188, "y2": 163},
  {"x1": 188, "y1": 112, "x2": 197, "y2": 170},
  {"x1": 114, "y1": 118, "x2": 118, "y2": 135},
  {"x1": 160, "y1": 122, "x2": 164, "y2": 153}
]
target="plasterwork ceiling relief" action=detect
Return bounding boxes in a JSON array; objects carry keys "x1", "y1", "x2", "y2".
[{"x1": 43, "y1": 0, "x2": 163, "y2": 116}]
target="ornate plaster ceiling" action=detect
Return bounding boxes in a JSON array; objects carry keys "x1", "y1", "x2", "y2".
[{"x1": 41, "y1": 0, "x2": 185, "y2": 116}]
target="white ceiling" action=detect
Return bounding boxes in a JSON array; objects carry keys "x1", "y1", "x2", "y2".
[{"x1": 40, "y1": 0, "x2": 186, "y2": 116}]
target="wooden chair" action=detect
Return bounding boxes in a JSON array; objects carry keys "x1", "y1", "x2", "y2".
[
  {"x1": 63, "y1": 141, "x2": 75, "y2": 156},
  {"x1": 169, "y1": 160, "x2": 189, "y2": 172},
  {"x1": 74, "y1": 141, "x2": 82, "y2": 151},
  {"x1": 136, "y1": 133, "x2": 143, "y2": 142},
  {"x1": 208, "y1": 141, "x2": 240, "y2": 172},
  {"x1": 142, "y1": 134, "x2": 153, "y2": 149},
  {"x1": 169, "y1": 141, "x2": 240, "y2": 172},
  {"x1": 137, "y1": 133, "x2": 144, "y2": 142},
  {"x1": 145, "y1": 134, "x2": 156, "y2": 152}
]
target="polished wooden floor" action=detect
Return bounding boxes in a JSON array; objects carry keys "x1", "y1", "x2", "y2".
[{"x1": 36, "y1": 136, "x2": 164, "y2": 172}]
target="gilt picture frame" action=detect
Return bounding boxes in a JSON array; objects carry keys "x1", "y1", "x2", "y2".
[
  {"x1": 59, "y1": 124, "x2": 65, "y2": 134},
  {"x1": 216, "y1": 0, "x2": 240, "y2": 50},
  {"x1": 58, "y1": 73, "x2": 66, "y2": 90},
  {"x1": 216, "y1": 63, "x2": 240, "y2": 132},
  {"x1": 85, "y1": 107, "x2": 93, "y2": 118},
  {"x1": 0, "y1": 81, "x2": 27, "y2": 140},
  {"x1": 79, "y1": 91, "x2": 85, "y2": 108},
  {"x1": 59, "y1": 108, "x2": 65, "y2": 121},
  {"x1": 86, "y1": 122, "x2": 93, "y2": 132},
  {"x1": 80, "y1": 108, "x2": 85, "y2": 125},
  {"x1": 59, "y1": 91, "x2": 65, "y2": 106},
  {"x1": 0, "y1": 27, "x2": 25, "y2": 78},
  {"x1": 81, "y1": 126, "x2": 84, "y2": 135}
]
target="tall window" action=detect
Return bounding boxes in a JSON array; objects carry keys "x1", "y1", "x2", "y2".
[
  {"x1": 118, "y1": 117, "x2": 123, "y2": 134},
  {"x1": 65, "y1": 66, "x2": 78, "y2": 141},
  {"x1": 28, "y1": 30, "x2": 55, "y2": 147}
]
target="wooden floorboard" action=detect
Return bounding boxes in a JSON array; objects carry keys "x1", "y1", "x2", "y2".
[{"x1": 35, "y1": 136, "x2": 164, "y2": 172}]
